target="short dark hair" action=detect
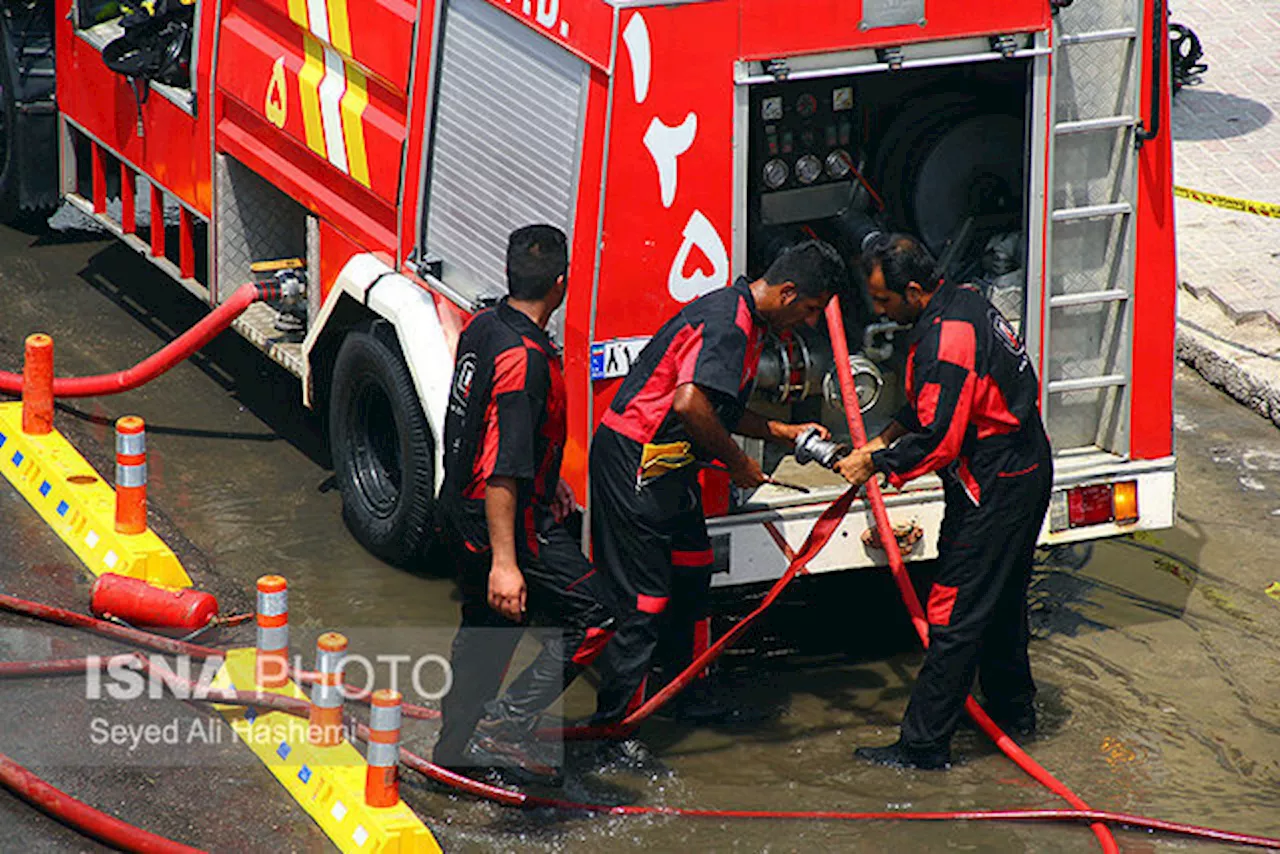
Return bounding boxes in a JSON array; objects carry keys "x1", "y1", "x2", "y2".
[
  {"x1": 762, "y1": 239, "x2": 849, "y2": 300},
  {"x1": 860, "y1": 233, "x2": 940, "y2": 296},
  {"x1": 506, "y1": 224, "x2": 568, "y2": 300}
]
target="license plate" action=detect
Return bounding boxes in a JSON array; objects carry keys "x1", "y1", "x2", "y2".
[{"x1": 590, "y1": 337, "x2": 650, "y2": 381}]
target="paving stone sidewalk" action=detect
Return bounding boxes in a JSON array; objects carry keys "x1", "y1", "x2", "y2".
[{"x1": 1168, "y1": 0, "x2": 1280, "y2": 426}]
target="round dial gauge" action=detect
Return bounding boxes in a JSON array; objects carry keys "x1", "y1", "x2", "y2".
[
  {"x1": 826, "y1": 149, "x2": 853, "y2": 179},
  {"x1": 795, "y1": 93, "x2": 819, "y2": 118},
  {"x1": 762, "y1": 158, "x2": 789, "y2": 189},
  {"x1": 795, "y1": 154, "x2": 822, "y2": 185}
]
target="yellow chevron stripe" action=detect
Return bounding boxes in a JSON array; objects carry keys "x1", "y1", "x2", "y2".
[
  {"x1": 286, "y1": 0, "x2": 307, "y2": 27},
  {"x1": 327, "y1": 0, "x2": 352, "y2": 55},
  {"x1": 340, "y1": 62, "x2": 370, "y2": 187},
  {"x1": 299, "y1": 34, "x2": 327, "y2": 158}
]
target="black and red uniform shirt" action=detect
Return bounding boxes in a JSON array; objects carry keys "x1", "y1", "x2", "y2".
[
  {"x1": 440, "y1": 301, "x2": 566, "y2": 553},
  {"x1": 870, "y1": 281, "x2": 1050, "y2": 506},
  {"x1": 600, "y1": 277, "x2": 767, "y2": 459}
]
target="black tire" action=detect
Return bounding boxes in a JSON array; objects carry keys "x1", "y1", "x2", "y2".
[
  {"x1": 329, "y1": 328, "x2": 437, "y2": 567},
  {"x1": 0, "y1": 22, "x2": 21, "y2": 220},
  {"x1": 0, "y1": 2, "x2": 57, "y2": 226}
]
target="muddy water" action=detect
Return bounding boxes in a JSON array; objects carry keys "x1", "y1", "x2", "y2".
[{"x1": 1, "y1": 219, "x2": 1278, "y2": 852}]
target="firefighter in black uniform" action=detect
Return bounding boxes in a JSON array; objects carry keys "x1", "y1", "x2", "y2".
[
  {"x1": 434, "y1": 225, "x2": 615, "y2": 780},
  {"x1": 836, "y1": 233, "x2": 1053, "y2": 770},
  {"x1": 588, "y1": 240, "x2": 850, "y2": 747}
]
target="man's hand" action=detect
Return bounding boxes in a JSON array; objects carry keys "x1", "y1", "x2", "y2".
[
  {"x1": 551, "y1": 479, "x2": 576, "y2": 523},
  {"x1": 835, "y1": 449, "x2": 878, "y2": 490},
  {"x1": 488, "y1": 559, "x2": 527, "y2": 622},
  {"x1": 727, "y1": 455, "x2": 769, "y2": 489},
  {"x1": 771, "y1": 421, "x2": 831, "y2": 447}
]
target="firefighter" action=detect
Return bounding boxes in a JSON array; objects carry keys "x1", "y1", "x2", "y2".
[
  {"x1": 433, "y1": 225, "x2": 615, "y2": 781},
  {"x1": 588, "y1": 240, "x2": 850, "y2": 752},
  {"x1": 835, "y1": 233, "x2": 1053, "y2": 770}
]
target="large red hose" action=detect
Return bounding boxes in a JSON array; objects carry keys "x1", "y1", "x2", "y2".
[
  {"x1": 146, "y1": 671, "x2": 1280, "y2": 851},
  {"x1": 0, "y1": 593, "x2": 441, "y2": 720},
  {"x1": 822, "y1": 298, "x2": 1119, "y2": 853},
  {"x1": 0, "y1": 750, "x2": 206, "y2": 853},
  {"x1": 5, "y1": 610, "x2": 1277, "y2": 849},
  {"x1": 0, "y1": 283, "x2": 267, "y2": 398}
]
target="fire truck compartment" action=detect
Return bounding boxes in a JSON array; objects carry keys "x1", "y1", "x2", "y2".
[{"x1": 741, "y1": 52, "x2": 1035, "y2": 507}]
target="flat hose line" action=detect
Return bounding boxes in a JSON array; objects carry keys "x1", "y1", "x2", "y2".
[{"x1": 3, "y1": 620, "x2": 1279, "y2": 848}]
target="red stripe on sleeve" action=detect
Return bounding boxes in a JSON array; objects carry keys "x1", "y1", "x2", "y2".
[
  {"x1": 916, "y1": 382, "x2": 941, "y2": 428},
  {"x1": 671, "y1": 548, "x2": 713, "y2": 567},
  {"x1": 492, "y1": 347, "x2": 528, "y2": 395},
  {"x1": 675, "y1": 326, "x2": 706, "y2": 386},
  {"x1": 888, "y1": 372, "x2": 976, "y2": 488},
  {"x1": 938, "y1": 320, "x2": 976, "y2": 370}
]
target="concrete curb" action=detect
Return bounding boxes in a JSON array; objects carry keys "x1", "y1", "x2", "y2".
[{"x1": 1176, "y1": 287, "x2": 1280, "y2": 431}]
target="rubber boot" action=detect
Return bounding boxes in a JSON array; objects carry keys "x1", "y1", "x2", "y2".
[{"x1": 853, "y1": 738, "x2": 952, "y2": 771}]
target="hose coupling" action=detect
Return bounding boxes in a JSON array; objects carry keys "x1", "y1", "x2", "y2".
[{"x1": 794, "y1": 426, "x2": 850, "y2": 470}]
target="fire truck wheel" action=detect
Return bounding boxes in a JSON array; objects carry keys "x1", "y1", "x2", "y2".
[{"x1": 329, "y1": 329, "x2": 436, "y2": 567}]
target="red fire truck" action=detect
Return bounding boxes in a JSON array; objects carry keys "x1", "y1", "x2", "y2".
[{"x1": 0, "y1": 0, "x2": 1176, "y2": 586}]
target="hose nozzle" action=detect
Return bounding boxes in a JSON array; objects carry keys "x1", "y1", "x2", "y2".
[{"x1": 794, "y1": 427, "x2": 849, "y2": 470}]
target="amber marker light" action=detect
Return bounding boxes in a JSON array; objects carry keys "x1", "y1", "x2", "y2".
[{"x1": 1113, "y1": 480, "x2": 1139, "y2": 524}]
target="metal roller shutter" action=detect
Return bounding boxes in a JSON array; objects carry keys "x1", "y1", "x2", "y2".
[{"x1": 424, "y1": 0, "x2": 587, "y2": 300}]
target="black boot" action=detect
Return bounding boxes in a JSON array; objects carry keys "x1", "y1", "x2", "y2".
[
  {"x1": 467, "y1": 712, "x2": 563, "y2": 785},
  {"x1": 854, "y1": 738, "x2": 951, "y2": 770},
  {"x1": 590, "y1": 737, "x2": 669, "y2": 776}
]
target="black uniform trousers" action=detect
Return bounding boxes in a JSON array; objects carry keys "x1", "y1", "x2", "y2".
[
  {"x1": 900, "y1": 445, "x2": 1053, "y2": 752},
  {"x1": 589, "y1": 426, "x2": 714, "y2": 725},
  {"x1": 434, "y1": 523, "x2": 614, "y2": 766}
]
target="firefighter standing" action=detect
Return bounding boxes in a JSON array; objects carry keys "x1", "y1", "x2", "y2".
[
  {"x1": 588, "y1": 240, "x2": 850, "y2": 747},
  {"x1": 434, "y1": 225, "x2": 615, "y2": 780},
  {"x1": 836, "y1": 233, "x2": 1053, "y2": 770}
]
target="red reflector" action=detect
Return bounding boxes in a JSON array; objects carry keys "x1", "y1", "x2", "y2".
[{"x1": 1068, "y1": 483, "x2": 1114, "y2": 528}]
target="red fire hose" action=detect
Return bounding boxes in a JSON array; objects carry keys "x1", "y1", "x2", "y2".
[
  {"x1": 822, "y1": 298, "x2": 1120, "y2": 853},
  {"x1": 4, "y1": 618, "x2": 1278, "y2": 849},
  {"x1": 0, "y1": 282, "x2": 269, "y2": 398},
  {"x1": 0, "y1": 593, "x2": 441, "y2": 721},
  {"x1": 0, "y1": 750, "x2": 206, "y2": 854}
]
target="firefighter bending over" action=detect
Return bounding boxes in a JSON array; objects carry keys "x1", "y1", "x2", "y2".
[
  {"x1": 588, "y1": 240, "x2": 850, "y2": 759},
  {"x1": 434, "y1": 225, "x2": 615, "y2": 781},
  {"x1": 836, "y1": 233, "x2": 1053, "y2": 770}
]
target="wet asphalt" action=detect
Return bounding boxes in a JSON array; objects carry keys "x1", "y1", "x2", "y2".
[{"x1": 0, "y1": 216, "x2": 1278, "y2": 852}]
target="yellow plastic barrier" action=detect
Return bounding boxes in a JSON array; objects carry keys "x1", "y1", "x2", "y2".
[
  {"x1": 212, "y1": 648, "x2": 440, "y2": 854},
  {"x1": 0, "y1": 402, "x2": 190, "y2": 587}
]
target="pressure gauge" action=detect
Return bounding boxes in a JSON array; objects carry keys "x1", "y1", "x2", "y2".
[
  {"x1": 796, "y1": 93, "x2": 818, "y2": 118},
  {"x1": 761, "y1": 96, "x2": 783, "y2": 121},
  {"x1": 795, "y1": 154, "x2": 822, "y2": 185},
  {"x1": 826, "y1": 149, "x2": 853, "y2": 179},
  {"x1": 762, "y1": 158, "x2": 789, "y2": 189}
]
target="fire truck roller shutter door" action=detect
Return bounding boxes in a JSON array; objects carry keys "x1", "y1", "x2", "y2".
[
  {"x1": 308, "y1": 255, "x2": 453, "y2": 567},
  {"x1": 0, "y1": 3, "x2": 58, "y2": 222}
]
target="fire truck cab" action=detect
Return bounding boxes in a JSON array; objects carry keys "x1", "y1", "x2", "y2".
[{"x1": 2, "y1": 0, "x2": 1177, "y2": 585}]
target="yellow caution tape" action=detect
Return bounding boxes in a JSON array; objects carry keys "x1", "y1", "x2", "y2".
[
  {"x1": 1174, "y1": 186, "x2": 1280, "y2": 219},
  {"x1": 1265, "y1": 581, "x2": 1280, "y2": 602}
]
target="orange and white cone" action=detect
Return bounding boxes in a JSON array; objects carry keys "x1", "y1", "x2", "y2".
[
  {"x1": 365, "y1": 689, "x2": 402, "y2": 808},
  {"x1": 309, "y1": 632, "x2": 347, "y2": 746},
  {"x1": 114, "y1": 416, "x2": 147, "y2": 535},
  {"x1": 254, "y1": 575, "x2": 289, "y2": 688}
]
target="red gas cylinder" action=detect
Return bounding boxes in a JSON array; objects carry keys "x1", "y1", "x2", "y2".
[{"x1": 90, "y1": 573, "x2": 219, "y2": 632}]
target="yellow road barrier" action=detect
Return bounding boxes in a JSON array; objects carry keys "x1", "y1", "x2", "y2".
[
  {"x1": 212, "y1": 648, "x2": 440, "y2": 854},
  {"x1": 0, "y1": 402, "x2": 191, "y2": 587}
]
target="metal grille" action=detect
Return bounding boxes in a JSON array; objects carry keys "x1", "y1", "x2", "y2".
[
  {"x1": 1054, "y1": 41, "x2": 1138, "y2": 123},
  {"x1": 1049, "y1": 215, "x2": 1132, "y2": 296},
  {"x1": 1047, "y1": 387, "x2": 1125, "y2": 449},
  {"x1": 1047, "y1": 303, "x2": 1128, "y2": 382},
  {"x1": 424, "y1": 0, "x2": 586, "y2": 301},
  {"x1": 1054, "y1": 0, "x2": 1136, "y2": 34},
  {"x1": 1045, "y1": 0, "x2": 1143, "y2": 453},
  {"x1": 1052, "y1": 127, "x2": 1134, "y2": 209},
  {"x1": 215, "y1": 154, "x2": 308, "y2": 304}
]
